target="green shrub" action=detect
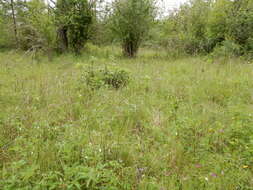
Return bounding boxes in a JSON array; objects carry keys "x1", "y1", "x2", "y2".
[
  {"x1": 211, "y1": 40, "x2": 242, "y2": 59},
  {"x1": 81, "y1": 66, "x2": 130, "y2": 90}
]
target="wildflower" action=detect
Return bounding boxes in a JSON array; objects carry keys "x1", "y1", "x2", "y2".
[
  {"x1": 243, "y1": 165, "x2": 249, "y2": 169},
  {"x1": 210, "y1": 173, "x2": 218, "y2": 177},
  {"x1": 205, "y1": 177, "x2": 209, "y2": 181},
  {"x1": 219, "y1": 129, "x2": 224, "y2": 133}
]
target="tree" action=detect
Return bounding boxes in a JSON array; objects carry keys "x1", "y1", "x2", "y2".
[
  {"x1": 207, "y1": 0, "x2": 230, "y2": 44},
  {"x1": 110, "y1": 0, "x2": 156, "y2": 57},
  {"x1": 10, "y1": 0, "x2": 18, "y2": 45},
  {"x1": 227, "y1": 0, "x2": 253, "y2": 54},
  {"x1": 55, "y1": 0, "x2": 95, "y2": 54},
  {"x1": 55, "y1": 0, "x2": 69, "y2": 53},
  {"x1": 17, "y1": 0, "x2": 56, "y2": 58},
  {"x1": 162, "y1": 0, "x2": 211, "y2": 55},
  {"x1": 0, "y1": 0, "x2": 19, "y2": 48},
  {"x1": 206, "y1": 0, "x2": 253, "y2": 55},
  {"x1": 160, "y1": 0, "x2": 253, "y2": 56},
  {"x1": 0, "y1": 2, "x2": 5, "y2": 47},
  {"x1": 68, "y1": 0, "x2": 93, "y2": 54}
]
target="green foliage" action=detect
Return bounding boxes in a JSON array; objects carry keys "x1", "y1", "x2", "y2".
[
  {"x1": 84, "y1": 43, "x2": 121, "y2": 59},
  {"x1": 81, "y1": 65, "x2": 130, "y2": 90},
  {"x1": 161, "y1": 0, "x2": 253, "y2": 57},
  {"x1": 55, "y1": 0, "x2": 94, "y2": 54},
  {"x1": 0, "y1": 9, "x2": 6, "y2": 48},
  {"x1": 1, "y1": 0, "x2": 253, "y2": 60},
  {"x1": 17, "y1": 0, "x2": 56, "y2": 55},
  {"x1": 211, "y1": 40, "x2": 241, "y2": 59},
  {"x1": 67, "y1": 0, "x2": 93, "y2": 54},
  {"x1": 161, "y1": 0, "x2": 211, "y2": 55},
  {"x1": 227, "y1": 0, "x2": 253, "y2": 53},
  {"x1": 1, "y1": 161, "x2": 122, "y2": 189},
  {"x1": 206, "y1": 0, "x2": 230, "y2": 45},
  {"x1": 0, "y1": 0, "x2": 16, "y2": 48},
  {"x1": 110, "y1": 0, "x2": 156, "y2": 57}
]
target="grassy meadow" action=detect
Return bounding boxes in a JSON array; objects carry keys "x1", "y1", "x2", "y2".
[{"x1": 0, "y1": 47, "x2": 253, "y2": 189}]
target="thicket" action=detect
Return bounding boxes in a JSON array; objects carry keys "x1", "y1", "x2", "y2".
[
  {"x1": 159, "y1": 0, "x2": 253, "y2": 58},
  {"x1": 0, "y1": 0, "x2": 95, "y2": 55},
  {"x1": 0, "y1": 0, "x2": 253, "y2": 58}
]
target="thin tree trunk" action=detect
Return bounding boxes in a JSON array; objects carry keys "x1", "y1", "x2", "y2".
[
  {"x1": 57, "y1": 26, "x2": 68, "y2": 53},
  {"x1": 10, "y1": 0, "x2": 18, "y2": 47},
  {"x1": 46, "y1": 0, "x2": 53, "y2": 61}
]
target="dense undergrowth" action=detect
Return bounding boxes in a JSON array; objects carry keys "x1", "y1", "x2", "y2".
[{"x1": 0, "y1": 48, "x2": 253, "y2": 189}]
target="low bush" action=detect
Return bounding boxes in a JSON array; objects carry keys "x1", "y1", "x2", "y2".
[
  {"x1": 211, "y1": 40, "x2": 242, "y2": 59},
  {"x1": 81, "y1": 66, "x2": 130, "y2": 90}
]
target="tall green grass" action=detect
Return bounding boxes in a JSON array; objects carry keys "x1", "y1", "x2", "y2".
[{"x1": 0, "y1": 48, "x2": 253, "y2": 189}]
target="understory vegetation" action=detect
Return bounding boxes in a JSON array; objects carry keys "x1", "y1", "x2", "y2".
[{"x1": 0, "y1": 48, "x2": 253, "y2": 189}]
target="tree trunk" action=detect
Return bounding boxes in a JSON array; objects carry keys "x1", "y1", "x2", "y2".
[
  {"x1": 123, "y1": 41, "x2": 138, "y2": 58},
  {"x1": 10, "y1": 0, "x2": 18, "y2": 47},
  {"x1": 57, "y1": 26, "x2": 68, "y2": 53}
]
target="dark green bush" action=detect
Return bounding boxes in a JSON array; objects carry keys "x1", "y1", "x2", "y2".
[
  {"x1": 211, "y1": 40, "x2": 242, "y2": 59},
  {"x1": 160, "y1": 0, "x2": 253, "y2": 58},
  {"x1": 81, "y1": 66, "x2": 130, "y2": 90}
]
